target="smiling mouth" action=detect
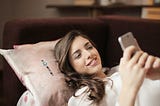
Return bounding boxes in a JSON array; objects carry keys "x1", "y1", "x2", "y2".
[{"x1": 86, "y1": 57, "x2": 98, "y2": 66}]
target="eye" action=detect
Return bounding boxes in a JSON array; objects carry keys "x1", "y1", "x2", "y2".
[
  {"x1": 87, "y1": 44, "x2": 93, "y2": 50},
  {"x1": 74, "y1": 52, "x2": 81, "y2": 59}
]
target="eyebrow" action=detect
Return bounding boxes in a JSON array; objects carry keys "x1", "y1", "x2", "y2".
[
  {"x1": 84, "y1": 42, "x2": 90, "y2": 47},
  {"x1": 72, "y1": 41, "x2": 90, "y2": 56}
]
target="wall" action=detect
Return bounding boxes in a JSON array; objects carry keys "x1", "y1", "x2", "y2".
[
  {"x1": 0, "y1": 0, "x2": 11, "y2": 70},
  {"x1": 0, "y1": 0, "x2": 74, "y2": 70}
]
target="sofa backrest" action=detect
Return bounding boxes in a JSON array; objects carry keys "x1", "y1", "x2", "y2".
[{"x1": 99, "y1": 15, "x2": 160, "y2": 67}]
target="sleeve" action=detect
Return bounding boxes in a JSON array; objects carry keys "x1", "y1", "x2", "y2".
[
  {"x1": 68, "y1": 86, "x2": 94, "y2": 106},
  {"x1": 116, "y1": 102, "x2": 120, "y2": 106},
  {"x1": 68, "y1": 72, "x2": 121, "y2": 106},
  {"x1": 104, "y1": 72, "x2": 121, "y2": 106},
  {"x1": 68, "y1": 84, "x2": 120, "y2": 106},
  {"x1": 104, "y1": 84, "x2": 118, "y2": 106}
]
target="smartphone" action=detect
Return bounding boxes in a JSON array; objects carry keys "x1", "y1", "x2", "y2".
[{"x1": 118, "y1": 32, "x2": 141, "y2": 51}]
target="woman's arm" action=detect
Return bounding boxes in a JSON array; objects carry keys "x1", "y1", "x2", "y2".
[
  {"x1": 118, "y1": 85, "x2": 138, "y2": 106},
  {"x1": 118, "y1": 46, "x2": 150, "y2": 106}
]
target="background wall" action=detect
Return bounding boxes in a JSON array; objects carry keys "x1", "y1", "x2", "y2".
[
  {"x1": 0, "y1": 0, "x2": 75, "y2": 70},
  {"x1": 0, "y1": 0, "x2": 11, "y2": 70}
]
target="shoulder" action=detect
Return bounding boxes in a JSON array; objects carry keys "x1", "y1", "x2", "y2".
[
  {"x1": 104, "y1": 66, "x2": 122, "y2": 96},
  {"x1": 74, "y1": 86, "x2": 89, "y2": 96},
  {"x1": 106, "y1": 65, "x2": 119, "y2": 77},
  {"x1": 68, "y1": 86, "x2": 93, "y2": 106}
]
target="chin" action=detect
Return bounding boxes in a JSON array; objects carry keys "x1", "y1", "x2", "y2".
[{"x1": 92, "y1": 65, "x2": 102, "y2": 74}]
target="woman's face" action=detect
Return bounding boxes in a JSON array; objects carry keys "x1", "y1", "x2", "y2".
[{"x1": 68, "y1": 36, "x2": 102, "y2": 75}]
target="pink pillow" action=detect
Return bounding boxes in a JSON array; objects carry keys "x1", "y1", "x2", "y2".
[{"x1": 0, "y1": 40, "x2": 72, "y2": 106}]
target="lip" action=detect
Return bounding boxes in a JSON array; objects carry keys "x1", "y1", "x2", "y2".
[{"x1": 86, "y1": 57, "x2": 98, "y2": 66}]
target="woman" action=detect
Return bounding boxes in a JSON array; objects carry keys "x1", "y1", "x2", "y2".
[{"x1": 54, "y1": 30, "x2": 160, "y2": 106}]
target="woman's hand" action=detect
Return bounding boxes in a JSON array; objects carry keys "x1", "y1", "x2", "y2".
[
  {"x1": 118, "y1": 46, "x2": 149, "y2": 106},
  {"x1": 145, "y1": 56, "x2": 160, "y2": 80},
  {"x1": 119, "y1": 46, "x2": 148, "y2": 93},
  {"x1": 118, "y1": 45, "x2": 160, "y2": 106}
]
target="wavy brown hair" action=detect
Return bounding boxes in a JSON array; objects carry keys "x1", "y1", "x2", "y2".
[{"x1": 54, "y1": 30, "x2": 105, "y2": 104}]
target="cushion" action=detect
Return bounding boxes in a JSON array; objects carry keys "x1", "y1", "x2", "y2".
[
  {"x1": 0, "y1": 40, "x2": 72, "y2": 106},
  {"x1": 17, "y1": 90, "x2": 35, "y2": 106}
]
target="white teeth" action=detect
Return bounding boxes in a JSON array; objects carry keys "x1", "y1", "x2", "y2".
[
  {"x1": 87, "y1": 58, "x2": 97, "y2": 66},
  {"x1": 90, "y1": 59, "x2": 96, "y2": 66}
]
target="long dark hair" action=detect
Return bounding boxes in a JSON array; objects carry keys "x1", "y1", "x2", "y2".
[{"x1": 54, "y1": 30, "x2": 105, "y2": 104}]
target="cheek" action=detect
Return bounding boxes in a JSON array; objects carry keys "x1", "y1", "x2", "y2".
[
  {"x1": 73, "y1": 60, "x2": 83, "y2": 68},
  {"x1": 95, "y1": 50, "x2": 101, "y2": 61},
  {"x1": 71, "y1": 59, "x2": 85, "y2": 73}
]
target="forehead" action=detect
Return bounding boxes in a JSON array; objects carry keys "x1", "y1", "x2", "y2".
[{"x1": 70, "y1": 36, "x2": 89, "y2": 51}]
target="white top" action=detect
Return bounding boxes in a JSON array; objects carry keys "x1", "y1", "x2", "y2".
[{"x1": 68, "y1": 70, "x2": 160, "y2": 106}]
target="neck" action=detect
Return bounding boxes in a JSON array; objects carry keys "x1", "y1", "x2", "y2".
[{"x1": 95, "y1": 71, "x2": 106, "y2": 79}]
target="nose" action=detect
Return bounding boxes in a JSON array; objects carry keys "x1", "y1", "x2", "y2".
[{"x1": 84, "y1": 50, "x2": 92, "y2": 59}]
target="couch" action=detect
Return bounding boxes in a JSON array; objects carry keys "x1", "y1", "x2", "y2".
[{"x1": 2, "y1": 15, "x2": 160, "y2": 106}]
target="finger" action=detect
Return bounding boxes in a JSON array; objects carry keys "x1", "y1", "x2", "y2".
[
  {"x1": 138, "y1": 52, "x2": 148, "y2": 67},
  {"x1": 130, "y1": 51, "x2": 143, "y2": 65},
  {"x1": 123, "y1": 46, "x2": 137, "y2": 61},
  {"x1": 145, "y1": 55, "x2": 155, "y2": 70},
  {"x1": 119, "y1": 57, "x2": 126, "y2": 66},
  {"x1": 153, "y1": 57, "x2": 160, "y2": 69}
]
